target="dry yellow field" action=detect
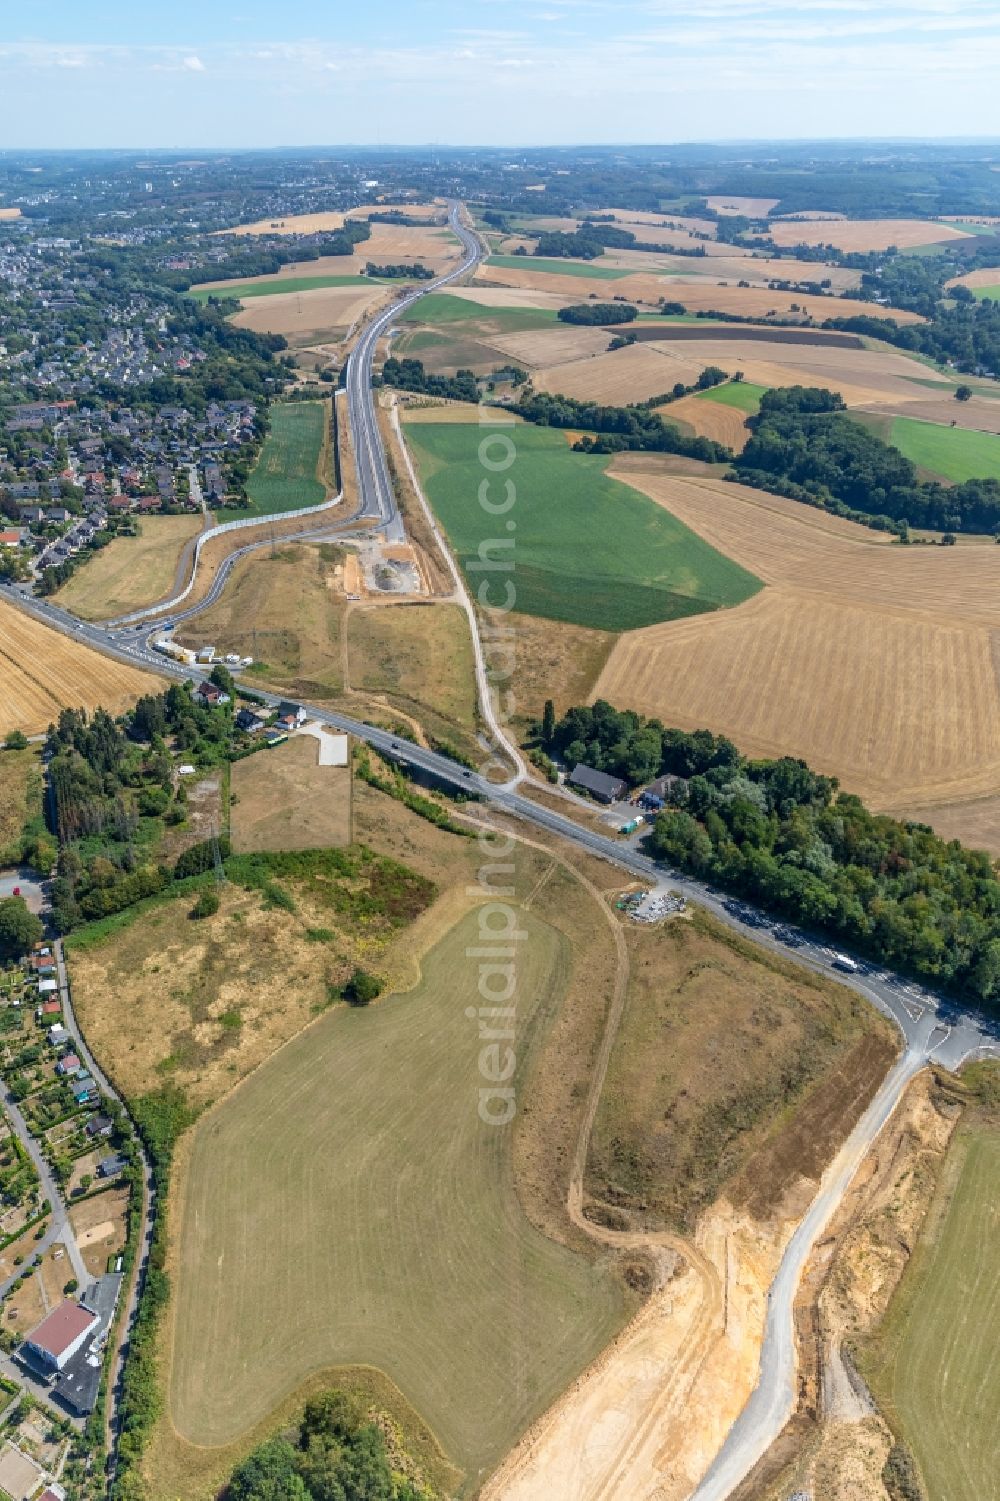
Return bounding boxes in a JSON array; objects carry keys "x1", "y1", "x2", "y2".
[
  {"x1": 446, "y1": 286, "x2": 570, "y2": 310},
  {"x1": 592, "y1": 463, "x2": 1000, "y2": 812},
  {"x1": 661, "y1": 393, "x2": 752, "y2": 451},
  {"x1": 601, "y1": 250, "x2": 862, "y2": 290},
  {"x1": 0, "y1": 207, "x2": 21, "y2": 221},
  {"x1": 705, "y1": 195, "x2": 780, "y2": 217},
  {"x1": 230, "y1": 734, "x2": 351, "y2": 852},
  {"x1": 217, "y1": 202, "x2": 443, "y2": 235},
  {"x1": 489, "y1": 325, "x2": 617, "y2": 367},
  {"x1": 475, "y1": 263, "x2": 919, "y2": 323},
  {"x1": 231, "y1": 283, "x2": 389, "y2": 343},
  {"x1": 768, "y1": 218, "x2": 972, "y2": 252},
  {"x1": 0, "y1": 598, "x2": 158, "y2": 738},
  {"x1": 53, "y1": 514, "x2": 203, "y2": 621},
  {"x1": 947, "y1": 265, "x2": 1000, "y2": 291},
  {"x1": 535, "y1": 333, "x2": 948, "y2": 410}
]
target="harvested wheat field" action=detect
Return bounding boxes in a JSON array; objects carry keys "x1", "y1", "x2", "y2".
[
  {"x1": 232, "y1": 283, "x2": 389, "y2": 343},
  {"x1": 0, "y1": 207, "x2": 21, "y2": 221},
  {"x1": 217, "y1": 202, "x2": 443, "y2": 235},
  {"x1": 445, "y1": 285, "x2": 570, "y2": 311},
  {"x1": 602, "y1": 250, "x2": 862, "y2": 291},
  {"x1": 475, "y1": 262, "x2": 916, "y2": 322},
  {"x1": 592, "y1": 464, "x2": 1000, "y2": 812},
  {"x1": 768, "y1": 218, "x2": 972, "y2": 252},
  {"x1": 0, "y1": 600, "x2": 158, "y2": 738},
  {"x1": 947, "y1": 264, "x2": 1000, "y2": 292},
  {"x1": 536, "y1": 334, "x2": 947, "y2": 411},
  {"x1": 864, "y1": 392, "x2": 1000, "y2": 434},
  {"x1": 662, "y1": 393, "x2": 752, "y2": 450},
  {"x1": 489, "y1": 325, "x2": 618, "y2": 367}
]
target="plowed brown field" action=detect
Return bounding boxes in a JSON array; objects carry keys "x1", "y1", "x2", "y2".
[
  {"x1": 768, "y1": 218, "x2": 971, "y2": 252},
  {"x1": 592, "y1": 465, "x2": 1000, "y2": 811},
  {"x1": 0, "y1": 600, "x2": 158, "y2": 738}
]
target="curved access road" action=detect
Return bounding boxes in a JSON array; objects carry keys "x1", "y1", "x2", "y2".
[{"x1": 686, "y1": 1045, "x2": 926, "y2": 1501}]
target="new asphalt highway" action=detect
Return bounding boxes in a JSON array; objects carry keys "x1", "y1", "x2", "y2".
[{"x1": 3, "y1": 199, "x2": 999, "y2": 1501}]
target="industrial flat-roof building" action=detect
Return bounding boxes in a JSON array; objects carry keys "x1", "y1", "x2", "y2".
[{"x1": 21, "y1": 1302, "x2": 98, "y2": 1374}]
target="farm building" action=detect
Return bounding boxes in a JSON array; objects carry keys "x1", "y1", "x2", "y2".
[
  {"x1": 21, "y1": 1301, "x2": 98, "y2": 1373},
  {"x1": 569, "y1": 764, "x2": 627, "y2": 803}
]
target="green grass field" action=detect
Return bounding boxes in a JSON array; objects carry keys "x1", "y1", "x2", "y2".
[
  {"x1": 889, "y1": 415, "x2": 1000, "y2": 482},
  {"x1": 696, "y1": 380, "x2": 769, "y2": 414},
  {"x1": 400, "y1": 292, "x2": 560, "y2": 332},
  {"x1": 404, "y1": 420, "x2": 762, "y2": 631},
  {"x1": 863, "y1": 1125, "x2": 1000, "y2": 1501},
  {"x1": 972, "y1": 284, "x2": 1000, "y2": 301},
  {"x1": 168, "y1": 906, "x2": 625, "y2": 1481},
  {"x1": 229, "y1": 401, "x2": 330, "y2": 519},
  {"x1": 189, "y1": 274, "x2": 373, "y2": 303},
  {"x1": 487, "y1": 254, "x2": 632, "y2": 280}
]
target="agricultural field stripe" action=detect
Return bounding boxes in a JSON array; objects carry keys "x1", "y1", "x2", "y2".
[
  {"x1": 888, "y1": 415, "x2": 1000, "y2": 483},
  {"x1": 189, "y1": 273, "x2": 376, "y2": 302},
  {"x1": 487, "y1": 255, "x2": 633, "y2": 280},
  {"x1": 403, "y1": 418, "x2": 762, "y2": 632}
]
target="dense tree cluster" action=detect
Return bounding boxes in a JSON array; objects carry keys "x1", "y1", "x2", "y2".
[
  {"x1": 557, "y1": 302, "x2": 637, "y2": 325},
  {"x1": 0, "y1": 897, "x2": 43, "y2": 960},
  {"x1": 227, "y1": 1389, "x2": 425, "y2": 1500},
  {"x1": 45, "y1": 689, "x2": 242, "y2": 932},
  {"x1": 735, "y1": 386, "x2": 1000, "y2": 533},
  {"x1": 542, "y1": 701, "x2": 1000, "y2": 1005},
  {"x1": 509, "y1": 390, "x2": 732, "y2": 462},
  {"x1": 377, "y1": 356, "x2": 479, "y2": 403},
  {"x1": 364, "y1": 262, "x2": 434, "y2": 279}
]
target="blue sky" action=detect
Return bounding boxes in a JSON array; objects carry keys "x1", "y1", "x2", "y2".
[{"x1": 1, "y1": 0, "x2": 999, "y2": 148}]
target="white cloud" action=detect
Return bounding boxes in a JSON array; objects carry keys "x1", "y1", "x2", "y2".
[{"x1": 183, "y1": 55, "x2": 206, "y2": 72}]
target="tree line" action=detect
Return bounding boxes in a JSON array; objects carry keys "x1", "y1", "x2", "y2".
[
  {"x1": 541, "y1": 700, "x2": 1000, "y2": 1005},
  {"x1": 734, "y1": 385, "x2": 1000, "y2": 534},
  {"x1": 558, "y1": 302, "x2": 637, "y2": 325},
  {"x1": 376, "y1": 356, "x2": 479, "y2": 404},
  {"x1": 507, "y1": 389, "x2": 732, "y2": 463}
]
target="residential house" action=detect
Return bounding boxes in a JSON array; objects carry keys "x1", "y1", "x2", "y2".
[
  {"x1": 196, "y1": 681, "x2": 230, "y2": 707},
  {"x1": 276, "y1": 702, "x2": 307, "y2": 730},
  {"x1": 236, "y1": 707, "x2": 267, "y2": 734},
  {"x1": 56, "y1": 1052, "x2": 81, "y2": 1076}
]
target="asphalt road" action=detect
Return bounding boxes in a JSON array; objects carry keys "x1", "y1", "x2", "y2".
[
  {"x1": 4, "y1": 200, "x2": 1000, "y2": 1501},
  {"x1": 345, "y1": 200, "x2": 482, "y2": 539}
]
